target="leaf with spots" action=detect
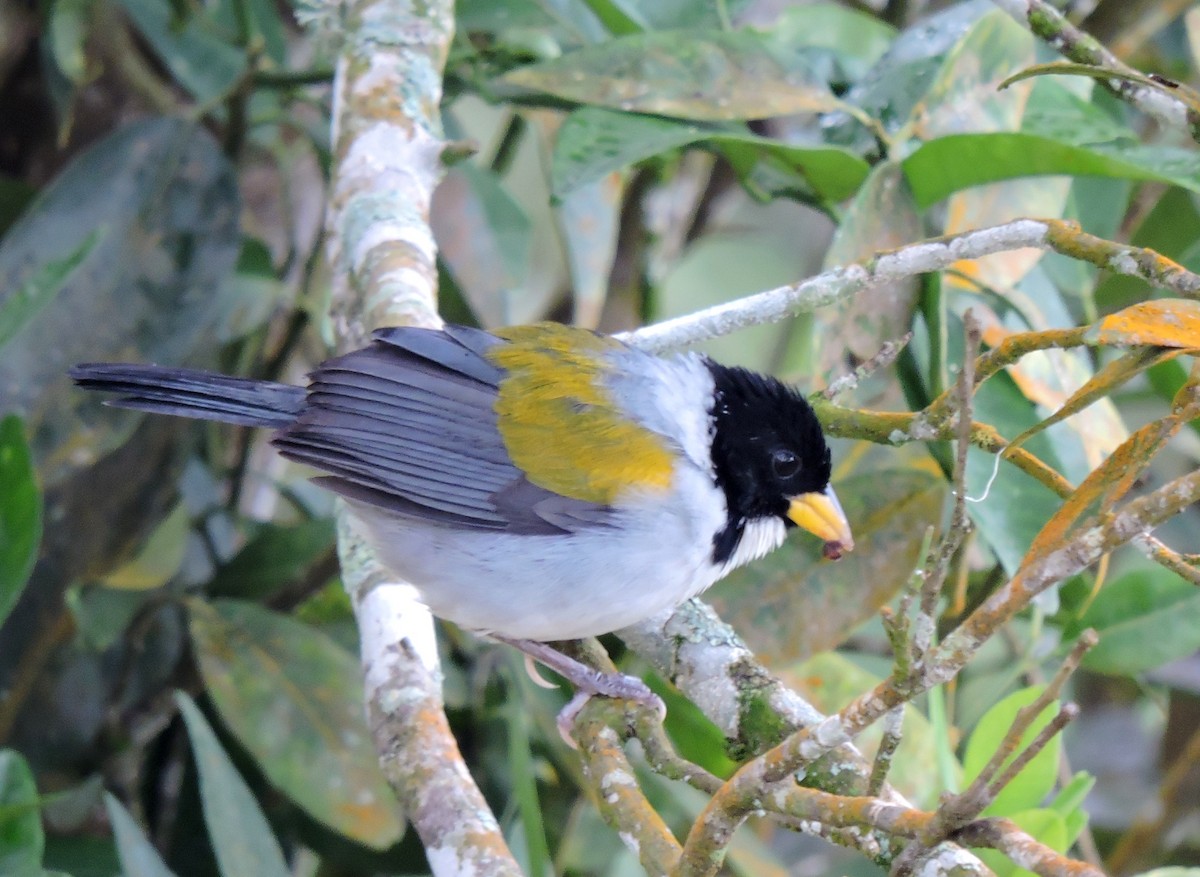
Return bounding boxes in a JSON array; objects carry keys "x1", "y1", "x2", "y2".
[{"x1": 187, "y1": 599, "x2": 403, "y2": 849}]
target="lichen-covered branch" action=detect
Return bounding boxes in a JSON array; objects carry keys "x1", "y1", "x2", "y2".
[
  {"x1": 675, "y1": 466, "x2": 1200, "y2": 876},
  {"x1": 991, "y1": 0, "x2": 1199, "y2": 140},
  {"x1": 623, "y1": 219, "x2": 1200, "y2": 354},
  {"x1": 315, "y1": 0, "x2": 522, "y2": 873}
]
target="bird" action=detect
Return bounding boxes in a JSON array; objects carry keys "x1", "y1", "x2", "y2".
[{"x1": 71, "y1": 322, "x2": 852, "y2": 709}]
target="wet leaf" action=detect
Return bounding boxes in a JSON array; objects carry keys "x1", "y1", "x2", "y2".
[
  {"x1": 962, "y1": 686, "x2": 1060, "y2": 817},
  {"x1": 709, "y1": 469, "x2": 945, "y2": 665},
  {"x1": 551, "y1": 106, "x2": 867, "y2": 203},
  {"x1": 500, "y1": 28, "x2": 852, "y2": 121},
  {"x1": 1067, "y1": 567, "x2": 1200, "y2": 676},
  {"x1": 188, "y1": 600, "x2": 403, "y2": 849},
  {"x1": 0, "y1": 416, "x2": 41, "y2": 629},
  {"x1": 174, "y1": 693, "x2": 289, "y2": 877},
  {"x1": 1089, "y1": 299, "x2": 1200, "y2": 348},
  {"x1": 103, "y1": 794, "x2": 177, "y2": 877},
  {"x1": 0, "y1": 749, "x2": 42, "y2": 877}
]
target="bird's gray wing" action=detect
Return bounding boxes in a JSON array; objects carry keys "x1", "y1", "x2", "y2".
[{"x1": 271, "y1": 325, "x2": 613, "y2": 534}]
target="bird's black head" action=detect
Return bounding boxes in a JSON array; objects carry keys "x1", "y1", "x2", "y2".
[{"x1": 704, "y1": 360, "x2": 833, "y2": 565}]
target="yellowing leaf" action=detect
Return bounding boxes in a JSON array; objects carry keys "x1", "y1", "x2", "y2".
[{"x1": 1090, "y1": 299, "x2": 1200, "y2": 348}]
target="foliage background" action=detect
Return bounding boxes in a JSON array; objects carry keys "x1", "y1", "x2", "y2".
[{"x1": 2, "y1": 0, "x2": 1200, "y2": 874}]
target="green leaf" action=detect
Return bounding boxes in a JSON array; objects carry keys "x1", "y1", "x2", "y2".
[
  {"x1": 207, "y1": 519, "x2": 335, "y2": 601},
  {"x1": 0, "y1": 416, "x2": 41, "y2": 629},
  {"x1": 500, "y1": 28, "x2": 853, "y2": 121},
  {"x1": 709, "y1": 469, "x2": 945, "y2": 666},
  {"x1": 903, "y1": 134, "x2": 1200, "y2": 209},
  {"x1": 0, "y1": 232, "x2": 97, "y2": 352},
  {"x1": 174, "y1": 692, "x2": 290, "y2": 877},
  {"x1": 962, "y1": 687, "x2": 1060, "y2": 817},
  {"x1": 1048, "y1": 771, "x2": 1094, "y2": 846},
  {"x1": 965, "y1": 370, "x2": 1066, "y2": 576},
  {"x1": 117, "y1": 0, "x2": 247, "y2": 103},
  {"x1": 103, "y1": 794, "x2": 177, "y2": 877},
  {"x1": 187, "y1": 600, "x2": 403, "y2": 849},
  {"x1": 551, "y1": 107, "x2": 868, "y2": 203},
  {"x1": 0, "y1": 749, "x2": 43, "y2": 877},
  {"x1": 47, "y1": 0, "x2": 94, "y2": 84},
  {"x1": 1067, "y1": 567, "x2": 1200, "y2": 675}
]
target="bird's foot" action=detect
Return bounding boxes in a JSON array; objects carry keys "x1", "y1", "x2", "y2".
[{"x1": 494, "y1": 636, "x2": 665, "y2": 746}]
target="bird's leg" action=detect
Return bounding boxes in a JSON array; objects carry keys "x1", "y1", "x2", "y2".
[{"x1": 491, "y1": 635, "x2": 665, "y2": 739}]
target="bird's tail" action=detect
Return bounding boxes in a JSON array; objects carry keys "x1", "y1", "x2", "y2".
[{"x1": 70, "y1": 363, "x2": 306, "y2": 429}]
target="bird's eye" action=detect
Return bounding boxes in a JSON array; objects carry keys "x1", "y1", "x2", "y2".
[{"x1": 771, "y1": 448, "x2": 801, "y2": 479}]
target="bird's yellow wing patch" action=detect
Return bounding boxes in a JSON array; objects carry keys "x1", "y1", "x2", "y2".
[{"x1": 488, "y1": 324, "x2": 675, "y2": 505}]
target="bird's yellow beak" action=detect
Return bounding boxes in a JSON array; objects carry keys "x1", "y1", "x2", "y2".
[{"x1": 787, "y1": 487, "x2": 854, "y2": 559}]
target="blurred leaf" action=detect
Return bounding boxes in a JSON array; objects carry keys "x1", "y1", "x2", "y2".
[
  {"x1": 500, "y1": 28, "x2": 853, "y2": 121},
  {"x1": 0, "y1": 749, "x2": 42, "y2": 877},
  {"x1": 1048, "y1": 770, "x2": 1094, "y2": 846},
  {"x1": 117, "y1": 0, "x2": 247, "y2": 103},
  {"x1": 1067, "y1": 567, "x2": 1200, "y2": 675},
  {"x1": 769, "y1": 3, "x2": 895, "y2": 81},
  {"x1": 0, "y1": 416, "x2": 41, "y2": 629},
  {"x1": 710, "y1": 469, "x2": 944, "y2": 665},
  {"x1": 207, "y1": 518, "x2": 335, "y2": 601},
  {"x1": 1008, "y1": 346, "x2": 1189, "y2": 451},
  {"x1": 0, "y1": 231, "x2": 96, "y2": 351},
  {"x1": 556, "y1": 171, "x2": 624, "y2": 328},
  {"x1": 962, "y1": 686, "x2": 1060, "y2": 817},
  {"x1": 100, "y1": 503, "x2": 189, "y2": 590},
  {"x1": 783, "y1": 652, "x2": 950, "y2": 807},
  {"x1": 0, "y1": 117, "x2": 240, "y2": 482},
  {"x1": 431, "y1": 164, "x2": 532, "y2": 327},
  {"x1": 975, "y1": 807, "x2": 1067, "y2": 877},
  {"x1": 187, "y1": 600, "x2": 403, "y2": 848},
  {"x1": 174, "y1": 692, "x2": 290, "y2": 877},
  {"x1": 904, "y1": 134, "x2": 1200, "y2": 209},
  {"x1": 552, "y1": 107, "x2": 868, "y2": 203},
  {"x1": 816, "y1": 161, "x2": 920, "y2": 376},
  {"x1": 1135, "y1": 870, "x2": 1200, "y2": 877},
  {"x1": 1090, "y1": 299, "x2": 1200, "y2": 348},
  {"x1": 46, "y1": 0, "x2": 93, "y2": 83},
  {"x1": 103, "y1": 794, "x2": 177, "y2": 877}
]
